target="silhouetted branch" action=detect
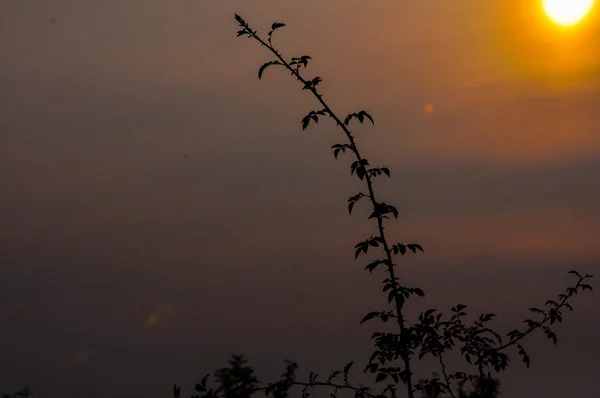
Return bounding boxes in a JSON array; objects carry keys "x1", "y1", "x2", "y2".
[
  {"x1": 172, "y1": 13, "x2": 595, "y2": 398},
  {"x1": 234, "y1": 12, "x2": 417, "y2": 395},
  {"x1": 495, "y1": 271, "x2": 593, "y2": 352},
  {"x1": 437, "y1": 354, "x2": 455, "y2": 398}
]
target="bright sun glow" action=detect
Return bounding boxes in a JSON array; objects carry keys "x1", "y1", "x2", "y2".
[{"x1": 542, "y1": 0, "x2": 596, "y2": 26}]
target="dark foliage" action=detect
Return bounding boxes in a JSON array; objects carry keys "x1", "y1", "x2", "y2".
[
  {"x1": 1, "y1": 389, "x2": 32, "y2": 398},
  {"x1": 172, "y1": 14, "x2": 594, "y2": 398}
]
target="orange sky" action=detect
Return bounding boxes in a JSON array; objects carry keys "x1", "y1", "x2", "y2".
[{"x1": 1, "y1": 1, "x2": 599, "y2": 398}]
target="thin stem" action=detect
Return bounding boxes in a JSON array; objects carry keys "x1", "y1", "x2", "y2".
[
  {"x1": 252, "y1": 381, "x2": 376, "y2": 398},
  {"x1": 437, "y1": 354, "x2": 456, "y2": 398},
  {"x1": 493, "y1": 274, "x2": 590, "y2": 352},
  {"x1": 242, "y1": 23, "x2": 415, "y2": 398}
]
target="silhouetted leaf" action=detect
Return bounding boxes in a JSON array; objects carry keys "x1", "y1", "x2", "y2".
[
  {"x1": 301, "y1": 116, "x2": 311, "y2": 130},
  {"x1": 356, "y1": 166, "x2": 365, "y2": 180},
  {"x1": 348, "y1": 201, "x2": 356, "y2": 214},
  {"x1": 343, "y1": 361, "x2": 354, "y2": 377},
  {"x1": 409, "y1": 243, "x2": 423, "y2": 252},
  {"x1": 258, "y1": 61, "x2": 282, "y2": 80},
  {"x1": 272, "y1": 22, "x2": 286, "y2": 30},
  {"x1": 544, "y1": 328, "x2": 558, "y2": 344},
  {"x1": 303, "y1": 77, "x2": 322, "y2": 90},
  {"x1": 344, "y1": 111, "x2": 374, "y2": 126},
  {"x1": 331, "y1": 144, "x2": 349, "y2": 159},
  {"x1": 358, "y1": 111, "x2": 374, "y2": 125},
  {"x1": 354, "y1": 241, "x2": 370, "y2": 259},
  {"x1": 327, "y1": 370, "x2": 340, "y2": 381},
  {"x1": 365, "y1": 259, "x2": 385, "y2": 273},
  {"x1": 387, "y1": 290, "x2": 395, "y2": 303},
  {"x1": 299, "y1": 55, "x2": 311, "y2": 67},
  {"x1": 361, "y1": 311, "x2": 380, "y2": 324},
  {"x1": 479, "y1": 313, "x2": 496, "y2": 322},
  {"x1": 234, "y1": 13, "x2": 246, "y2": 25}
]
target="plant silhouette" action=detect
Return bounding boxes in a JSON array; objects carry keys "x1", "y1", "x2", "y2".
[
  {"x1": 172, "y1": 14, "x2": 594, "y2": 398},
  {"x1": 4, "y1": 13, "x2": 593, "y2": 398},
  {"x1": 172, "y1": 15, "x2": 595, "y2": 398}
]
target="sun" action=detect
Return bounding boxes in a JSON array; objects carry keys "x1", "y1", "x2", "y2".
[{"x1": 542, "y1": 0, "x2": 596, "y2": 26}]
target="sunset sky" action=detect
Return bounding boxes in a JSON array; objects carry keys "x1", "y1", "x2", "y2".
[{"x1": 1, "y1": 1, "x2": 599, "y2": 397}]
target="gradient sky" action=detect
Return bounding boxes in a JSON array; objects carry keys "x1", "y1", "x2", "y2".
[{"x1": 1, "y1": 1, "x2": 599, "y2": 397}]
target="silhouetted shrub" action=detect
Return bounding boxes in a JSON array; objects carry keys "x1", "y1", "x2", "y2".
[{"x1": 172, "y1": 14, "x2": 594, "y2": 398}]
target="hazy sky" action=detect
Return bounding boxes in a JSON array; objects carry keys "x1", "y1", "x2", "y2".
[{"x1": 1, "y1": 1, "x2": 599, "y2": 397}]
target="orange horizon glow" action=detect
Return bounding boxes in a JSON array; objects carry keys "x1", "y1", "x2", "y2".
[{"x1": 490, "y1": 0, "x2": 600, "y2": 84}]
